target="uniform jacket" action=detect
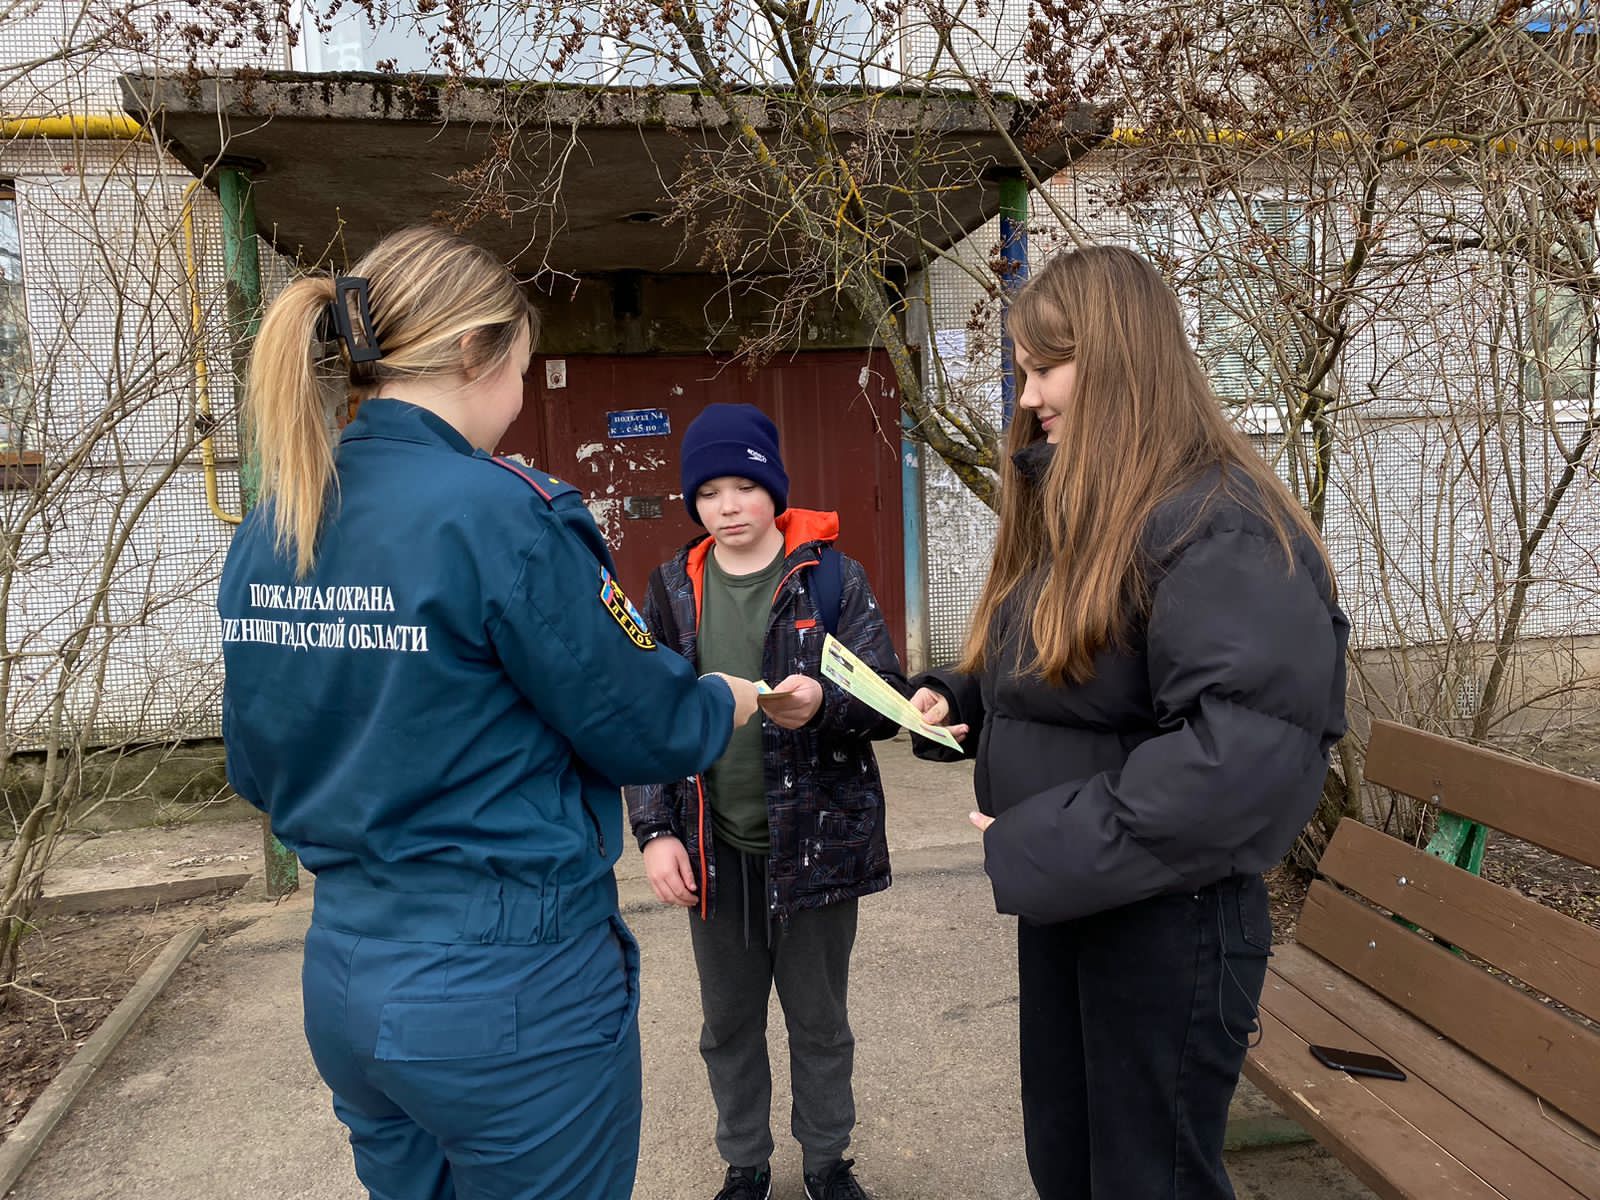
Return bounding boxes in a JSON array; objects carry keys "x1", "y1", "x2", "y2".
[
  {"x1": 624, "y1": 510, "x2": 906, "y2": 922},
  {"x1": 219, "y1": 399, "x2": 734, "y2": 945},
  {"x1": 916, "y1": 466, "x2": 1350, "y2": 925}
]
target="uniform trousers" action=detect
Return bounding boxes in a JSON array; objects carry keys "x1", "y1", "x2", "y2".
[{"x1": 302, "y1": 911, "x2": 642, "y2": 1200}]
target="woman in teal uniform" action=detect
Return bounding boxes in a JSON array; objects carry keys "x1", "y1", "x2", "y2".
[{"x1": 219, "y1": 226, "x2": 759, "y2": 1200}]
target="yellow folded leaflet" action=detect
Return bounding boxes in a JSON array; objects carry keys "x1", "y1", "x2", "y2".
[{"x1": 817, "y1": 635, "x2": 964, "y2": 752}]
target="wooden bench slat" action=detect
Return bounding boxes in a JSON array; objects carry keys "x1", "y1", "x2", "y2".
[
  {"x1": 1296, "y1": 880, "x2": 1600, "y2": 1136},
  {"x1": 1364, "y1": 720, "x2": 1600, "y2": 869},
  {"x1": 1257, "y1": 958, "x2": 1587, "y2": 1200},
  {"x1": 1245, "y1": 1007, "x2": 1512, "y2": 1200},
  {"x1": 1270, "y1": 945, "x2": 1600, "y2": 1199},
  {"x1": 1320, "y1": 820, "x2": 1600, "y2": 1023}
]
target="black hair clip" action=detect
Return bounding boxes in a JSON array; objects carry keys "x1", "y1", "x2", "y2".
[{"x1": 319, "y1": 275, "x2": 383, "y2": 363}]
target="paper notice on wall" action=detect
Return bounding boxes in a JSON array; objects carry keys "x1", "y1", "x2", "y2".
[
  {"x1": 932, "y1": 329, "x2": 969, "y2": 383},
  {"x1": 933, "y1": 328, "x2": 967, "y2": 360},
  {"x1": 818, "y1": 634, "x2": 965, "y2": 752}
]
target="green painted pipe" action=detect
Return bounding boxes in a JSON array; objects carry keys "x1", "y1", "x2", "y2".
[{"x1": 217, "y1": 166, "x2": 299, "y2": 900}]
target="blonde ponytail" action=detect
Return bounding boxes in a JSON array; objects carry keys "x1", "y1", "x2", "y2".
[
  {"x1": 245, "y1": 276, "x2": 338, "y2": 579},
  {"x1": 242, "y1": 227, "x2": 537, "y2": 577}
]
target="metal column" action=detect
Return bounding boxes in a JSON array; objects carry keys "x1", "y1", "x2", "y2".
[
  {"x1": 998, "y1": 177, "x2": 1030, "y2": 427},
  {"x1": 218, "y1": 166, "x2": 299, "y2": 899},
  {"x1": 899, "y1": 427, "x2": 928, "y2": 673},
  {"x1": 219, "y1": 168, "x2": 263, "y2": 507}
]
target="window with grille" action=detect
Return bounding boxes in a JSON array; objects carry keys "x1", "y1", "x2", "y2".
[
  {"x1": 1196, "y1": 199, "x2": 1309, "y2": 434},
  {"x1": 0, "y1": 184, "x2": 38, "y2": 482},
  {"x1": 1526, "y1": 279, "x2": 1596, "y2": 419}
]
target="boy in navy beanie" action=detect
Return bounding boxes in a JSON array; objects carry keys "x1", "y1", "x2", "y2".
[
  {"x1": 627, "y1": 402, "x2": 907, "y2": 1200},
  {"x1": 678, "y1": 403, "x2": 790, "y2": 524}
]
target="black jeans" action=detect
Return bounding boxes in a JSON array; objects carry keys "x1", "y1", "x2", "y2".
[{"x1": 1016, "y1": 875, "x2": 1271, "y2": 1200}]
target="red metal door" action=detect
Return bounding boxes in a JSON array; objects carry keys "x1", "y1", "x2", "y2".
[{"x1": 501, "y1": 352, "x2": 906, "y2": 660}]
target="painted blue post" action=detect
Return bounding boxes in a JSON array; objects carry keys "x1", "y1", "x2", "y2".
[
  {"x1": 999, "y1": 177, "x2": 1030, "y2": 427},
  {"x1": 900, "y1": 417, "x2": 928, "y2": 673}
]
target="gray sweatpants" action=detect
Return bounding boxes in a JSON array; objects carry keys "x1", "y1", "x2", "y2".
[{"x1": 688, "y1": 834, "x2": 859, "y2": 1175}]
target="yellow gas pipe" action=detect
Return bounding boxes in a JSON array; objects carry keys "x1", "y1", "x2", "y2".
[
  {"x1": 180, "y1": 180, "x2": 242, "y2": 526},
  {"x1": 1, "y1": 115, "x2": 145, "y2": 140},
  {"x1": 5, "y1": 114, "x2": 240, "y2": 524}
]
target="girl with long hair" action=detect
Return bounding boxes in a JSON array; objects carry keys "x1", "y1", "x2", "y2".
[
  {"x1": 911, "y1": 245, "x2": 1349, "y2": 1199},
  {"x1": 219, "y1": 226, "x2": 758, "y2": 1199}
]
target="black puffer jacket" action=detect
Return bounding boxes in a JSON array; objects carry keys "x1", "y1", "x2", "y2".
[{"x1": 916, "y1": 467, "x2": 1349, "y2": 924}]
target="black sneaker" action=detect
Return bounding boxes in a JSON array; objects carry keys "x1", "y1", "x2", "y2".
[
  {"x1": 713, "y1": 1164, "x2": 772, "y2": 1200},
  {"x1": 804, "y1": 1158, "x2": 869, "y2": 1200}
]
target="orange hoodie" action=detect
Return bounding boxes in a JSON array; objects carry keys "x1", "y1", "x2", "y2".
[{"x1": 683, "y1": 508, "x2": 841, "y2": 630}]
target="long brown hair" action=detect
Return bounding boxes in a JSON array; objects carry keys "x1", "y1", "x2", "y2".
[
  {"x1": 961, "y1": 244, "x2": 1332, "y2": 685},
  {"x1": 246, "y1": 226, "x2": 538, "y2": 577}
]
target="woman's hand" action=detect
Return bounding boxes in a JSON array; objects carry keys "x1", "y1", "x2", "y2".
[
  {"x1": 760, "y1": 674, "x2": 824, "y2": 729},
  {"x1": 969, "y1": 811, "x2": 994, "y2": 834},
  {"x1": 910, "y1": 686, "x2": 969, "y2": 742},
  {"x1": 642, "y1": 836, "x2": 698, "y2": 907},
  {"x1": 708, "y1": 673, "x2": 762, "y2": 729}
]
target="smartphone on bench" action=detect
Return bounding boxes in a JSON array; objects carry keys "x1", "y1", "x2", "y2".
[{"x1": 1309, "y1": 1044, "x2": 1407, "y2": 1081}]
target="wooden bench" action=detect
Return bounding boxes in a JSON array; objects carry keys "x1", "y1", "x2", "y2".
[{"x1": 1243, "y1": 719, "x2": 1600, "y2": 1199}]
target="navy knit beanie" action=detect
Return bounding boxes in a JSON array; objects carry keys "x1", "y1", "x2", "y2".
[{"x1": 679, "y1": 403, "x2": 789, "y2": 525}]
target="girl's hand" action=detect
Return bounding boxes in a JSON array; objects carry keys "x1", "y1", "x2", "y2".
[
  {"x1": 909, "y1": 686, "x2": 949, "y2": 724},
  {"x1": 642, "y1": 836, "x2": 698, "y2": 907},
  {"x1": 910, "y1": 686, "x2": 969, "y2": 743},
  {"x1": 760, "y1": 674, "x2": 824, "y2": 729}
]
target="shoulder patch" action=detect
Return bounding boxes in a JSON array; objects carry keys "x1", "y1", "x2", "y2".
[
  {"x1": 490, "y1": 456, "x2": 581, "y2": 504},
  {"x1": 600, "y1": 568, "x2": 657, "y2": 651}
]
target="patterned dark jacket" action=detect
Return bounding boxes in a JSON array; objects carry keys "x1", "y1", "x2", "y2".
[{"x1": 624, "y1": 509, "x2": 906, "y2": 922}]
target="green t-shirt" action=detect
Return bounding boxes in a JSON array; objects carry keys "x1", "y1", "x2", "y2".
[{"x1": 697, "y1": 544, "x2": 785, "y2": 854}]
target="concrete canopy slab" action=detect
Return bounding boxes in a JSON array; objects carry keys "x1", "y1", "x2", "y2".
[{"x1": 119, "y1": 73, "x2": 1098, "y2": 274}]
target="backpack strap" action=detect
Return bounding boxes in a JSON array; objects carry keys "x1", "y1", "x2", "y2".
[
  {"x1": 812, "y1": 549, "x2": 845, "y2": 637},
  {"x1": 647, "y1": 568, "x2": 683, "y2": 652}
]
